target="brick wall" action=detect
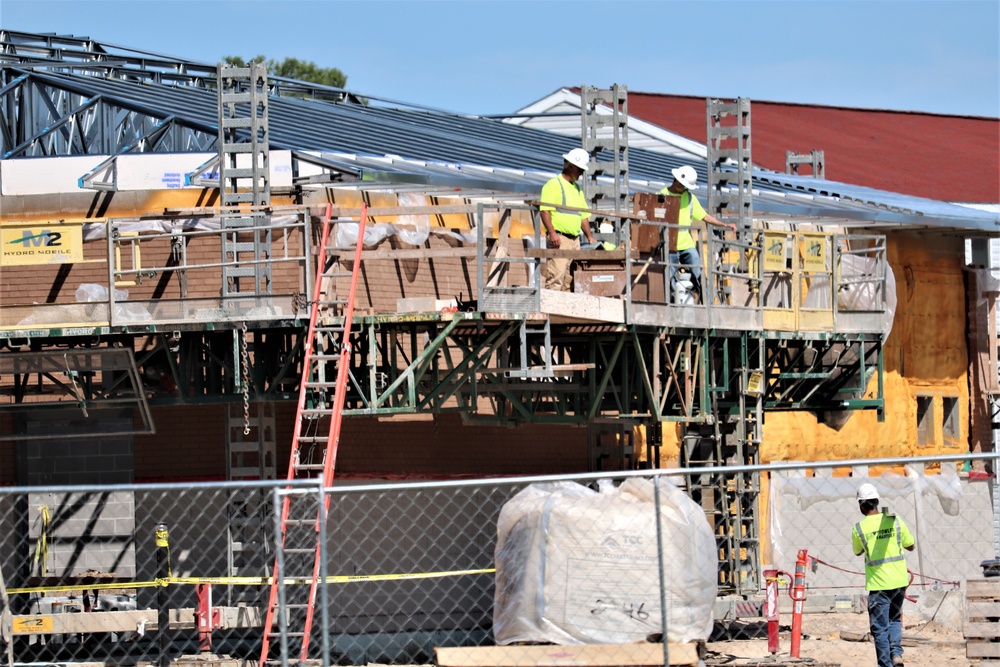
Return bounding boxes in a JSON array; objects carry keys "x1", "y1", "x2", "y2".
[
  {"x1": 133, "y1": 402, "x2": 588, "y2": 481},
  {"x1": 1, "y1": 225, "x2": 306, "y2": 327},
  {"x1": 16, "y1": 409, "x2": 134, "y2": 485}
]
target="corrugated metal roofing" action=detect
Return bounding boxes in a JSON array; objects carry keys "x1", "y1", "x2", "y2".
[
  {"x1": 624, "y1": 91, "x2": 1000, "y2": 205},
  {"x1": 2, "y1": 55, "x2": 998, "y2": 233}
]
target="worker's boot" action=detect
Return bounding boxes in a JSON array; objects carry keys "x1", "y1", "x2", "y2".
[{"x1": 891, "y1": 655, "x2": 904, "y2": 666}]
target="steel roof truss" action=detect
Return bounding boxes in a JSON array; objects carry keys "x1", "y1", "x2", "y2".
[{"x1": 79, "y1": 116, "x2": 185, "y2": 190}]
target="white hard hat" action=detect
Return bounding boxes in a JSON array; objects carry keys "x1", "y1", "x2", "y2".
[
  {"x1": 671, "y1": 165, "x2": 698, "y2": 190},
  {"x1": 857, "y1": 483, "x2": 879, "y2": 502},
  {"x1": 562, "y1": 148, "x2": 590, "y2": 171}
]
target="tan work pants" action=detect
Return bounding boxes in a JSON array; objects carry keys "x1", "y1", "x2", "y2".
[{"x1": 544, "y1": 233, "x2": 580, "y2": 291}]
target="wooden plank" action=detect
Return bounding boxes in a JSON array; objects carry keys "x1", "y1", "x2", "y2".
[
  {"x1": 967, "y1": 579, "x2": 1000, "y2": 598},
  {"x1": 967, "y1": 641, "x2": 1000, "y2": 659},
  {"x1": 333, "y1": 204, "x2": 479, "y2": 217},
  {"x1": 964, "y1": 621, "x2": 1000, "y2": 639},
  {"x1": 434, "y1": 642, "x2": 699, "y2": 667},
  {"x1": 340, "y1": 247, "x2": 478, "y2": 261},
  {"x1": 476, "y1": 363, "x2": 596, "y2": 375},
  {"x1": 159, "y1": 204, "x2": 479, "y2": 218},
  {"x1": 524, "y1": 249, "x2": 626, "y2": 260},
  {"x1": 967, "y1": 601, "x2": 1000, "y2": 617}
]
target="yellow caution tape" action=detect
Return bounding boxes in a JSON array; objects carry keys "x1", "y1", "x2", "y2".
[
  {"x1": 7, "y1": 568, "x2": 495, "y2": 595},
  {"x1": 32, "y1": 506, "x2": 50, "y2": 578}
]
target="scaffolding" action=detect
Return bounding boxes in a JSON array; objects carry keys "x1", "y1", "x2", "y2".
[{"x1": 0, "y1": 47, "x2": 896, "y2": 609}]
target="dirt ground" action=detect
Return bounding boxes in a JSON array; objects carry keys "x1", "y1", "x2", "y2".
[{"x1": 706, "y1": 611, "x2": 972, "y2": 666}]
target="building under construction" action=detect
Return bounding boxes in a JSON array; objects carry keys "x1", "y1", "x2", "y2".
[{"x1": 1, "y1": 31, "x2": 998, "y2": 658}]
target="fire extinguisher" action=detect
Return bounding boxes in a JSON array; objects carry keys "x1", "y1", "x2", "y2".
[{"x1": 789, "y1": 549, "x2": 809, "y2": 658}]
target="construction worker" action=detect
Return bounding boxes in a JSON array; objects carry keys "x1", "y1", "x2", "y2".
[
  {"x1": 540, "y1": 148, "x2": 597, "y2": 291},
  {"x1": 851, "y1": 483, "x2": 915, "y2": 667},
  {"x1": 658, "y1": 165, "x2": 735, "y2": 302}
]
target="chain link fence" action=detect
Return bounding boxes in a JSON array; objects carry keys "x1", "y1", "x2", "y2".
[{"x1": 0, "y1": 454, "x2": 996, "y2": 667}]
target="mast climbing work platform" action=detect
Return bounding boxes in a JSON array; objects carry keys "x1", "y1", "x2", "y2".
[
  {"x1": 258, "y1": 204, "x2": 368, "y2": 666},
  {"x1": 580, "y1": 84, "x2": 629, "y2": 215},
  {"x1": 217, "y1": 61, "x2": 273, "y2": 300}
]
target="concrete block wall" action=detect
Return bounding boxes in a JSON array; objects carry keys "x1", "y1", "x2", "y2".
[
  {"x1": 769, "y1": 471, "x2": 996, "y2": 593},
  {"x1": 25, "y1": 491, "x2": 136, "y2": 578}
]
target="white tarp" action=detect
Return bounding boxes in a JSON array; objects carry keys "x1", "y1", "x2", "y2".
[
  {"x1": 768, "y1": 465, "x2": 996, "y2": 623},
  {"x1": 493, "y1": 478, "x2": 717, "y2": 645}
]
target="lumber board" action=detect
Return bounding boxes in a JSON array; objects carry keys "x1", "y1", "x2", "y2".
[
  {"x1": 524, "y1": 201, "x2": 641, "y2": 222},
  {"x1": 524, "y1": 249, "x2": 626, "y2": 260},
  {"x1": 434, "y1": 642, "x2": 699, "y2": 666},
  {"x1": 158, "y1": 204, "x2": 479, "y2": 218},
  {"x1": 966, "y1": 601, "x2": 1000, "y2": 618},
  {"x1": 333, "y1": 204, "x2": 479, "y2": 217},
  {"x1": 967, "y1": 641, "x2": 1000, "y2": 659},
  {"x1": 967, "y1": 579, "x2": 1000, "y2": 598},
  {"x1": 339, "y1": 247, "x2": 478, "y2": 260},
  {"x1": 964, "y1": 621, "x2": 1000, "y2": 639}
]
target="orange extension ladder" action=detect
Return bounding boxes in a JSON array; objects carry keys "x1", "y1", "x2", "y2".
[{"x1": 259, "y1": 203, "x2": 367, "y2": 665}]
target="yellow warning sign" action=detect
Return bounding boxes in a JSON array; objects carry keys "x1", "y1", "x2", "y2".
[
  {"x1": 0, "y1": 225, "x2": 83, "y2": 266},
  {"x1": 746, "y1": 371, "x2": 763, "y2": 395},
  {"x1": 763, "y1": 233, "x2": 786, "y2": 272},
  {"x1": 801, "y1": 234, "x2": 827, "y2": 271},
  {"x1": 13, "y1": 616, "x2": 53, "y2": 634}
]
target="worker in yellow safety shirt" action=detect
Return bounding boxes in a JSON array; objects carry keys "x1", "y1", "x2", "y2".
[
  {"x1": 851, "y1": 483, "x2": 915, "y2": 667},
  {"x1": 540, "y1": 148, "x2": 597, "y2": 291},
  {"x1": 657, "y1": 165, "x2": 735, "y2": 302}
]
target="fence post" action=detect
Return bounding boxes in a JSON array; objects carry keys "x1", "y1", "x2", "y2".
[
  {"x1": 653, "y1": 475, "x2": 670, "y2": 667},
  {"x1": 155, "y1": 522, "x2": 171, "y2": 667}
]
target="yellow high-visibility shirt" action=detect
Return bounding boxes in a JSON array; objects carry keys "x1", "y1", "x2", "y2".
[
  {"x1": 656, "y1": 188, "x2": 707, "y2": 252},
  {"x1": 851, "y1": 513, "x2": 914, "y2": 591},
  {"x1": 541, "y1": 175, "x2": 590, "y2": 236}
]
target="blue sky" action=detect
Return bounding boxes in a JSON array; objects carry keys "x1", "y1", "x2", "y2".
[{"x1": 3, "y1": 1, "x2": 998, "y2": 117}]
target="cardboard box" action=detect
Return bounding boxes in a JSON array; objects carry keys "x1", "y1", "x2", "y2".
[
  {"x1": 631, "y1": 263, "x2": 666, "y2": 303},
  {"x1": 573, "y1": 261, "x2": 626, "y2": 297},
  {"x1": 632, "y1": 192, "x2": 681, "y2": 253}
]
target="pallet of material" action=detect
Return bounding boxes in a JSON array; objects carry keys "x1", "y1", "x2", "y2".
[
  {"x1": 435, "y1": 642, "x2": 700, "y2": 666},
  {"x1": 964, "y1": 578, "x2": 1000, "y2": 663}
]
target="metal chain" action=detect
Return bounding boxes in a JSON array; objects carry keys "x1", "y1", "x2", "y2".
[{"x1": 240, "y1": 321, "x2": 250, "y2": 436}]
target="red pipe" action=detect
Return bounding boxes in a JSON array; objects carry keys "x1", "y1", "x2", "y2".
[
  {"x1": 195, "y1": 583, "x2": 213, "y2": 653},
  {"x1": 764, "y1": 568, "x2": 781, "y2": 654}
]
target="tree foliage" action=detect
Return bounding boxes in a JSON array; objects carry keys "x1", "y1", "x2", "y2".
[{"x1": 223, "y1": 55, "x2": 347, "y2": 89}]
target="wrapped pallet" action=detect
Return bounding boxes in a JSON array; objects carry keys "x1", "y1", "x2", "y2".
[{"x1": 493, "y1": 478, "x2": 716, "y2": 645}]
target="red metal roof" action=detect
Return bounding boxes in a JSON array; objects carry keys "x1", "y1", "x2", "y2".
[{"x1": 624, "y1": 92, "x2": 999, "y2": 204}]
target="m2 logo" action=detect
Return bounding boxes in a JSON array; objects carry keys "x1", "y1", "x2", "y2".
[
  {"x1": 1, "y1": 225, "x2": 81, "y2": 266},
  {"x1": 8, "y1": 230, "x2": 63, "y2": 247}
]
